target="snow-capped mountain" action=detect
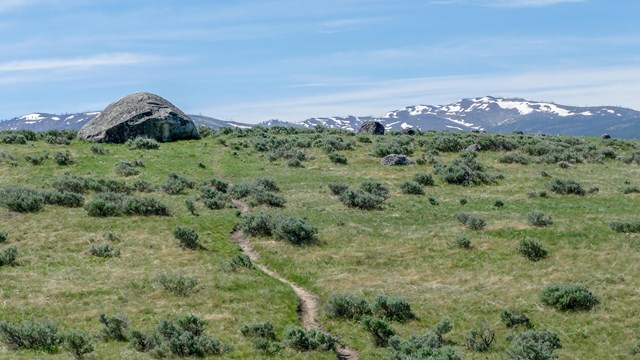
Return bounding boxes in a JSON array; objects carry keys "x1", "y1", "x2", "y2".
[
  {"x1": 0, "y1": 113, "x2": 252, "y2": 132},
  {"x1": 2, "y1": 96, "x2": 640, "y2": 138},
  {"x1": 280, "y1": 96, "x2": 640, "y2": 138},
  {"x1": 0, "y1": 112, "x2": 101, "y2": 131}
]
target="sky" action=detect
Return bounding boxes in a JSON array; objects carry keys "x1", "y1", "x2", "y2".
[{"x1": 0, "y1": 0, "x2": 639, "y2": 123}]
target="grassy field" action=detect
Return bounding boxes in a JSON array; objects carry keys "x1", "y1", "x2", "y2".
[{"x1": 1, "y1": 128, "x2": 640, "y2": 359}]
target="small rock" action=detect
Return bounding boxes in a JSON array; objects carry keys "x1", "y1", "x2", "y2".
[
  {"x1": 401, "y1": 128, "x2": 416, "y2": 135},
  {"x1": 357, "y1": 121, "x2": 385, "y2": 135},
  {"x1": 602, "y1": 134, "x2": 611, "y2": 139},
  {"x1": 381, "y1": 154, "x2": 413, "y2": 166}
]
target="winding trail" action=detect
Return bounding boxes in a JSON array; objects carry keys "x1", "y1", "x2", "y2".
[{"x1": 231, "y1": 200, "x2": 359, "y2": 360}]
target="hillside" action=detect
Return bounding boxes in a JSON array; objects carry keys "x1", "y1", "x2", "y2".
[{"x1": 1, "y1": 129, "x2": 640, "y2": 359}]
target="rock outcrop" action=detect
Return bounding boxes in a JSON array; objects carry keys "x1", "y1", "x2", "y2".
[
  {"x1": 381, "y1": 154, "x2": 413, "y2": 166},
  {"x1": 78, "y1": 92, "x2": 199, "y2": 143},
  {"x1": 466, "y1": 144, "x2": 481, "y2": 152},
  {"x1": 357, "y1": 121, "x2": 385, "y2": 135}
]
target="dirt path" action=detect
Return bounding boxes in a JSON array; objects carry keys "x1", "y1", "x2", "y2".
[{"x1": 231, "y1": 200, "x2": 359, "y2": 359}]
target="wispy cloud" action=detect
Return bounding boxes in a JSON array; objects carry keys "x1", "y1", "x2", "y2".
[
  {"x1": 432, "y1": 0, "x2": 585, "y2": 8},
  {"x1": 0, "y1": 53, "x2": 160, "y2": 73},
  {"x1": 205, "y1": 66, "x2": 640, "y2": 123}
]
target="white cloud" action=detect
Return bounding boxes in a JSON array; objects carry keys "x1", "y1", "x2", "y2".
[
  {"x1": 203, "y1": 66, "x2": 640, "y2": 123},
  {"x1": 0, "y1": 53, "x2": 160, "y2": 73},
  {"x1": 432, "y1": 0, "x2": 585, "y2": 8}
]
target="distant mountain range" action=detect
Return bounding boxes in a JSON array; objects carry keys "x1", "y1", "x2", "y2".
[{"x1": 2, "y1": 96, "x2": 639, "y2": 138}]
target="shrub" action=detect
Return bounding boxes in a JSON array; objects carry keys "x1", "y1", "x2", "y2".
[
  {"x1": 282, "y1": 326, "x2": 336, "y2": 352},
  {"x1": 287, "y1": 158, "x2": 303, "y2": 167},
  {"x1": 0, "y1": 231, "x2": 7, "y2": 243},
  {"x1": 622, "y1": 186, "x2": 640, "y2": 194},
  {"x1": 388, "y1": 335, "x2": 461, "y2": 360},
  {"x1": 162, "y1": 173, "x2": 195, "y2": 195},
  {"x1": 103, "y1": 232, "x2": 120, "y2": 242},
  {"x1": 0, "y1": 187, "x2": 44, "y2": 213},
  {"x1": 434, "y1": 152, "x2": 499, "y2": 186},
  {"x1": 63, "y1": 331, "x2": 95, "y2": 359},
  {"x1": 99, "y1": 314, "x2": 128, "y2": 341},
  {"x1": 0, "y1": 246, "x2": 18, "y2": 266},
  {"x1": 500, "y1": 310, "x2": 531, "y2": 329},
  {"x1": 230, "y1": 182, "x2": 253, "y2": 199},
  {"x1": 272, "y1": 216, "x2": 318, "y2": 245},
  {"x1": 41, "y1": 191, "x2": 84, "y2": 208},
  {"x1": 454, "y1": 236, "x2": 471, "y2": 249},
  {"x1": 457, "y1": 213, "x2": 486, "y2": 230},
  {"x1": 24, "y1": 151, "x2": 49, "y2": 165},
  {"x1": 428, "y1": 197, "x2": 439, "y2": 205},
  {"x1": 90, "y1": 145, "x2": 107, "y2": 154},
  {"x1": 131, "y1": 315, "x2": 230, "y2": 357},
  {"x1": 465, "y1": 321, "x2": 495, "y2": 352},
  {"x1": 185, "y1": 198, "x2": 199, "y2": 216},
  {"x1": 223, "y1": 254, "x2": 253, "y2": 271},
  {"x1": 254, "y1": 177, "x2": 280, "y2": 192},
  {"x1": 115, "y1": 161, "x2": 142, "y2": 177},
  {"x1": 203, "y1": 178, "x2": 229, "y2": 193},
  {"x1": 328, "y1": 183, "x2": 349, "y2": 196},
  {"x1": 199, "y1": 186, "x2": 230, "y2": 210},
  {"x1": 173, "y1": 226, "x2": 200, "y2": 250},
  {"x1": 254, "y1": 190, "x2": 286, "y2": 207},
  {"x1": 609, "y1": 221, "x2": 640, "y2": 233},
  {"x1": 324, "y1": 294, "x2": 372, "y2": 320},
  {"x1": 494, "y1": 200, "x2": 504, "y2": 208},
  {"x1": 0, "y1": 319, "x2": 61, "y2": 352},
  {"x1": 434, "y1": 318, "x2": 453, "y2": 343},
  {"x1": 90, "y1": 244, "x2": 121, "y2": 258},
  {"x1": 239, "y1": 213, "x2": 273, "y2": 237},
  {"x1": 413, "y1": 173, "x2": 434, "y2": 186},
  {"x1": 526, "y1": 211, "x2": 553, "y2": 227},
  {"x1": 328, "y1": 152, "x2": 348, "y2": 164},
  {"x1": 84, "y1": 192, "x2": 126, "y2": 217},
  {"x1": 362, "y1": 316, "x2": 395, "y2": 347},
  {"x1": 539, "y1": 284, "x2": 599, "y2": 311},
  {"x1": 506, "y1": 329, "x2": 561, "y2": 360},
  {"x1": 156, "y1": 273, "x2": 199, "y2": 296},
  {"x1": 132, "y1": 180, "x2": 156, "y2": 193},
  {"x1": 54, "y1": 151, "x2": 74, "y2": 165},
  {"x1": 361, "y1": 181, "x2": 390, "y2": 199},
  {"x1": 241, "y1": 322, "x2": 276, "y2": 341},
  {"x1": 372, "y1": 295, "x2": 415, "y2": 322},
  {"x1": 339, "y1": 189, "x2": 386, "y2": 210},
  {"x1": 127, "y1": 137, "x2": 159, "y2": 150},
  {"x1": 517, "y1": 238, "x2": 548, "y2": 261},
  {"x1": 123, "y1": 196, "x2": 171, "y2": 216},
  {"x1": 399, "y1": 181, "x2": 424, "y2": 195},
  {"x1": 548, "y1": 179, "x2": 585, "y2": 195},
  {"x1": 373, "y1": 138, "x2": 414, "y2": 157},
  {"x1": 499, "y1": 152, "x2": 530, "y2": 165}
]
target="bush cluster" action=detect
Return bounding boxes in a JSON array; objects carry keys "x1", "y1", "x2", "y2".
[
  {"x1": 25, "y1": 151, "x2": 49, "y2": 165},
  {"x1": 156, "y1": 273, "x2": 199, "y2": 296},
  {"x1": 54, "y1": 151, "x2": 75, "y2": 165},
  {"x1": 526, "y1": 211, "x2": 553, "y2": 227},
  {"x1": 162, "y1": 173, "x2": 196, "y2": 195},
  {"x1": 115, "y1": 160, "x2": 144, "y2": 177},
  {"x1": 413, "y1": 173, "x2": 435, "y2": 186},
  {"x1": 221, "y1": 254, "x2": 253, "y2": 272},
  {"x1": 84, "y1": 192, "x2": 170, "y2": 217},
  {"x1": 0, "y1": 319, "x2": 61, "y2": 353},
  {"x1": 0, "y1": 186, "x2": 45, "y2": 213},
  {"x1": 548, "y1": 179, "x2": 586, "y2": 195},
  {"x1": 328, "y1": 152, "x2": 348, "y2": 164},
  {"x1": 130, "y1": 314, "x2": 231, "y2": 357},
  {"x1": 0, "y1": 246, "x2": 18, "y2": 266},
  {"x1": 53, "y1": 175, "x2": 132, "y2": 194},
  {"x1": 517, "y1": 238, "x2": 548, "y2": 261},
  {"x1": 609, "y1": 221, "x2": 640, "y2": 233},
  {"x1": 465, "y1": 321, "x2": 495, "y2": 352},
  {"x1": 539, "y1": 284, "x2": 599, "y2": 311},
  {"x1": 238, "y1": 213, "x2": 317, "y2": 245},
  {"x1": 240, "y1": 322, "x2": 281, "y2": 354},
  {"x1": 336, "y1": 181, "x2": 390, "y2": 210},
  {"x1": 500, "y1": 310, "x2": 531, "y2": 329},
  {"x1": 173, "y1": 226, "x2": 201, "y2": 250},
  {"x1": 90, "y1": 244, "x2": 121, "y2": 258},
  {"x1": 0, "y1": 230, "x2": 7, "y2": 243},
  {"x1": 399, "y1": 181, "x2": 424, "y2": 195},
  {"x1": 324, "y1": 294, "x2": 372, "y2": 320},
  {"x1": 457, "y1": 213, "x2": 486, "y2": 230},
  {"x1": 283, "y1": 326, "x2": 336, "y2": 352},
  {"x1": 127, "y1": 137, "x2": 159, "y2": 150},
  {"x1": 372, "y1": 295, "x2": 416, "y2": 322},
  {"x1": 434, "y1": 152, "x2": 500, "y2": 186},
  {"x1": 506, "y1": 329, "x2": 561, "y2": 360},
  {"x1": 362, "y1": 316, "x2": 395, "y2": 347}
]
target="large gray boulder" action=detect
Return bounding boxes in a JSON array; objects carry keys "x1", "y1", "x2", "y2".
[
  {"x1": 357, "y1": 121, "x2": 385, "y2": 135},
  {"x1": 78, "y1": 92, "x2": 200, "y2": 143},
  {"x1": 381, "y1": 154, "x2": 413, "y2": 166}
]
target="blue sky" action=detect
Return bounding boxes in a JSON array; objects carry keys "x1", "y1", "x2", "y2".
[{"x1": 1, "y1": 0, "x2": 639, "y2": 123}]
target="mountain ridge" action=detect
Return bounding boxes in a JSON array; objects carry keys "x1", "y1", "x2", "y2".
[{"x1": 2, "y1": 96, "x2": 639, "y2": 138}]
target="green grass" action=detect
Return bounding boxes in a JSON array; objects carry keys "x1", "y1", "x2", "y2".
[{"x1": 1, "y1": 130, "x2": 640, "y2": 358}]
